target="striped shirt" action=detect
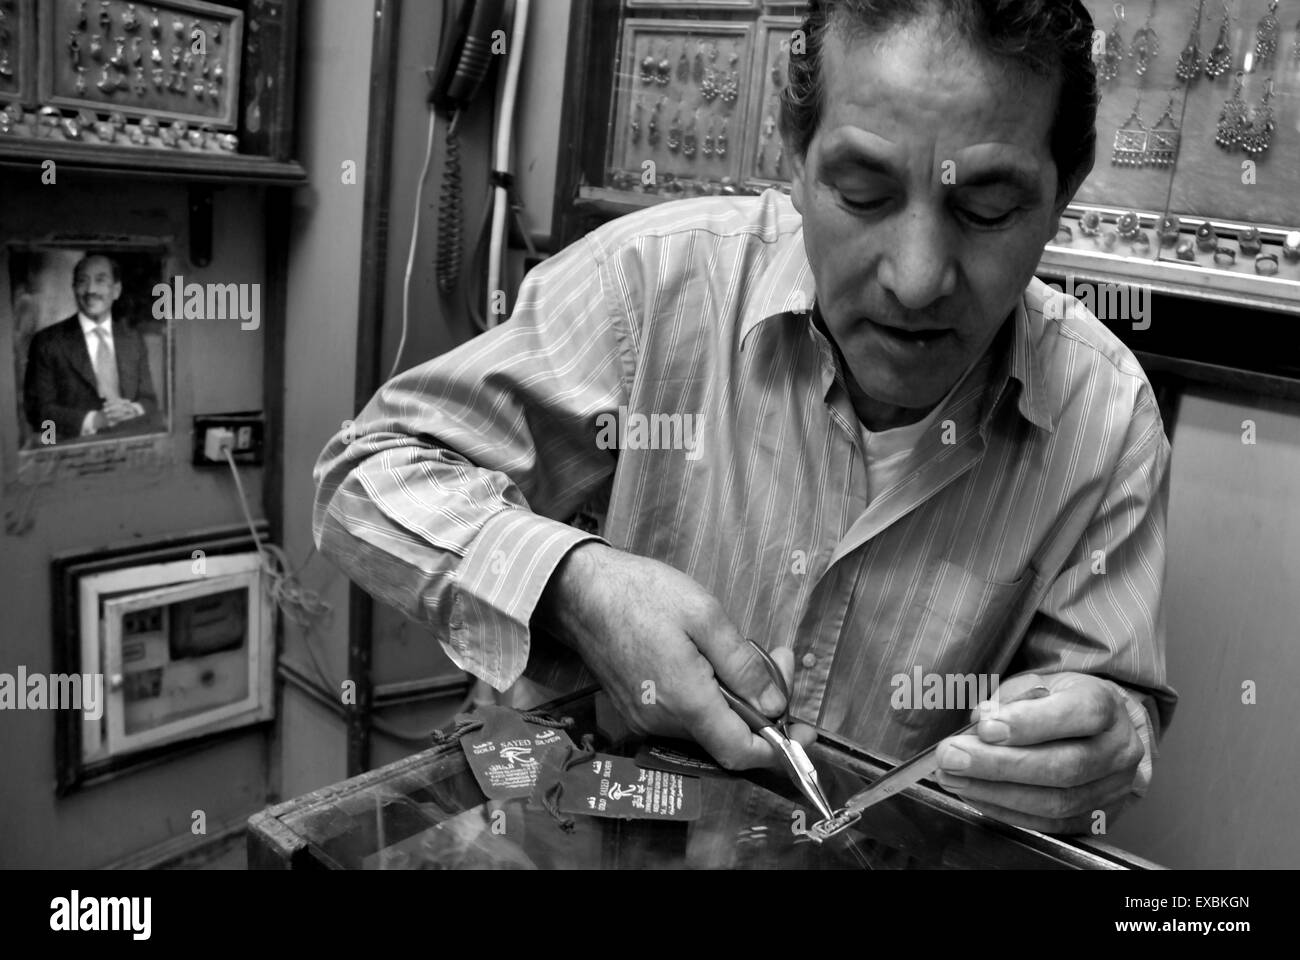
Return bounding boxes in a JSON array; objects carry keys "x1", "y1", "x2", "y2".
[{"x1": 313, "y1": 189, "x2": 1175, "y2": 787}]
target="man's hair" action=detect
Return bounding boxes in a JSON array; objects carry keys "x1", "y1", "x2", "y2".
[
  {"x1": 72, "y1": 253, "x2": 122, "y2": 284},
  {"x1": 779, "y1": 0, "x2": 1099, "y2": 202}
]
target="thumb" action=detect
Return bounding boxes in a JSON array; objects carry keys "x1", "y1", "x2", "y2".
[{"x1": 693, "y1": 619, "x2": 786, "y2": 717}]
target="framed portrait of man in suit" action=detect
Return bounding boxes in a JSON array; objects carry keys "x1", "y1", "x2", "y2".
[{"x1": 6, "y1": 244, "x2": 172, "y2": 454}]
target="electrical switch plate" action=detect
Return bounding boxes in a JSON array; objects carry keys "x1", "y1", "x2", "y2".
[{"x1": 193, "y1": 413, "x2": 265, "y2": 467}]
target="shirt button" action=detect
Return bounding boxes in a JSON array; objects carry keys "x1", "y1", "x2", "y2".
[{"x1": 801, "y1": 652, "x2": 817, "y2": 670}]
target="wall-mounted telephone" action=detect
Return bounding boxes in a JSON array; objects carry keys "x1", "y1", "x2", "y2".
[
  {"x1": 430, "y1": 0, "x2": 508, "y2": 117},
  {"x1": 431, "y1": 0, "x2": 509, "y2": 298}
]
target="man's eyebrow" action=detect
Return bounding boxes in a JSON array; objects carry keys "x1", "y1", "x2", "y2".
[
  {"x1": 952, "y1": 165, "x2": 1042, "y2": 196},
  {"x1": 822, "y1": 146, "x2": 1041, "y2": 197},
  {"x1": 821, "y1": 146, "x2": 898, "y2": 180}
]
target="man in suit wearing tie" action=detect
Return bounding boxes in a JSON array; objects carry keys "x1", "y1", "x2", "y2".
[{"x1": 22, "y1": 254, "x2": 160, "y2": 444}]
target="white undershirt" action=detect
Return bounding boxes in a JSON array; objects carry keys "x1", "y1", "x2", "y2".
[{"x1": 857, "y1": 359, "x2": 983, "y2": 504}]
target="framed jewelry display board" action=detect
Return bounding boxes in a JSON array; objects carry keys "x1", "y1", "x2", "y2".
[
  {"x1": 0, "y1": 0, "x2": 38, "y2": 107},
  {"x1": 1044, "y1": 0, "x2": 1300, "y2": 314},
  {"x1": 742, "y1": 15, "x2": 799, "y2": 191},
  {"x1": 606, "y1": 18, "x2": 755, "y2": 197},
  {"x1": 36, "y1": 0, "x2": 243, "y2": 130}
]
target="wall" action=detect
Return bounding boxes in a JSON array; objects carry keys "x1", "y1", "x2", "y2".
[
  {"x1": 273, "y1": 0, "x2": 375, "y2": 801},
  {"x1": 1107, "y1": 386, "x2": 1300, "y2": 868},
  {"x1": 0, "y1": 176, "x2": 270, "y2": 868}
]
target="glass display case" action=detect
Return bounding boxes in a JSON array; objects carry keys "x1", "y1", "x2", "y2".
[
  {"x1": 561, "y1": 0, "x2": 1300, "y2": 315},
  {"x1": 248, "y1": 689, "x2": 1160, "y2": 870}
]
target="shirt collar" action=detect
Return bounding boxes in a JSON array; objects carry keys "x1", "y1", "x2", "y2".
[
  {"x1": 79, "y1": 311, "x2": 113, "y2": 332},
  {"x1": 740, "y1": 229, "x2": 1054, "y2": 434},
  {"x1": 739, "y1": 225, "x2": 818, "y2": 344}
]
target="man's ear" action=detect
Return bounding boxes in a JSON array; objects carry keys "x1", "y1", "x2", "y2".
[
  {"x1": 790, "y1": 151, "x2": 808, "y2": 214},
  {"x1": 110, "y1": 280, "x2": 123, "y2": 303}
]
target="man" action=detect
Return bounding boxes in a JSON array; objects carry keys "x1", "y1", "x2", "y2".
[
  {"x1": 23, "y1": 254, "x2": 159, "y2": 444},
  {"x1": 314, "y1": 0, "x2": 1176, "y2": 834}
]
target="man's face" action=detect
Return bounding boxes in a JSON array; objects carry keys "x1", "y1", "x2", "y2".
[
  {"x1": 73, "y1": 257, "x2": 122, "y2": 322},
  {"x1": 790, "y1": 16, "x2": 1066, "y2": 413}
]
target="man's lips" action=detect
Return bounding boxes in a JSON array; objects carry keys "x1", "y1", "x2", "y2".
[{"x1": 867, "y1": 319, "x2": 952, "y2": 343}]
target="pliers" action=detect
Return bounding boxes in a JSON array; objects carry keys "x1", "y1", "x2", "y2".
[{"x1": 717, "y1": 639, "x2": 836, "y2": 822}]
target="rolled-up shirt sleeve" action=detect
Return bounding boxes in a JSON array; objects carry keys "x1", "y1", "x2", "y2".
[
  {"x1": 312, "y1": 235, "x2": 633, "y2": 689},
  {"x1": 1009, "y1": 384, "x2": 1177, "y2": 799}
]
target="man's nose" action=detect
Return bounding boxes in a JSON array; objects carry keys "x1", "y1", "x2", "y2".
[{"x1": 877, "y1": 207, "x2": 958, "y2": 311}]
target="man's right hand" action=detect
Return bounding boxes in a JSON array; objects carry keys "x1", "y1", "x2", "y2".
[
  {"x1": 538, "y1": 542, "x2": 816, "y2": 771},
  {"x1": 102, "y1": 399, "x2": 140, "y2": 427}
]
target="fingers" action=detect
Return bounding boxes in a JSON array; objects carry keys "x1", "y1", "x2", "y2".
[
  {"x1": 689, "y1": 607, "x2": 786, "y2": 716},
  {"x1": 680, "y1": 686, "x2": 783, "y2": 771},
  {"x1": 938, "y1": 710, "x2": 1142, "y2": 788},
  {"x1": 971, "y1": 674, "x2": 1118, "y2": 748}
]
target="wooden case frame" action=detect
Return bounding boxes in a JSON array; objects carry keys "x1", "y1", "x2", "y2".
[{"x1": 37, "y1": 0, "x2": 243, "y2": 129}]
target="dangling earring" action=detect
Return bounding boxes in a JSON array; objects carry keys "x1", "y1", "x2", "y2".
[
  {"x1": 1113, "y1": 96, "x2": 1148, "y2": 166},
  {"x1": 693, "y1": 43, "x2": 704, "y2": 84},
  {"x1": 682, "y1": 111, "x2": 698, "y2": 159},
  {"x1": 629, "y1": 98, "x2": 642, "y2": 145},
  {"x1": 640, "y1": 51, "x2": 656, "y2": 84},
  {"x1": 667, "y1": 107, "x2": 682, "y2": 153},
  {"x1": 1205, "y1": 3, "x2": 1232, "y2": 77},
  {"x1": 702, "y1": 118, "x2": 714, "y2": 158},
  {"x1": 1292, "y1": 19, "x2": 1300, "y2": 61},
  {"x1": 1099, "y1": 4, "x2": 1126, "y2": 83},
  {"x1": 1215, "y1": 72, "x2": 1248, "y2": 149},
  {"x1": 1146, "y1": 94, "x2": 1181, "y2": 168},
  {"x1": 1254, "y1": 0, "x2": 1280, "y2": 64},
  {"x1": 1242, "y1": 77, "x2": 1275, "y2": 157},
  {"x1": 716, "y1": 118, "x2": 728, "y2": 159},
  {"x1": 677, "y1": 44, "x2": 689, "y2": 83},
  {"x1": 1177, "y1": 23, "x2": 1203, "y2": 82},
  {"x1": 646, "y1": 97, "x2": 661, "y2": 147},
  {"x1": 1130, "y1": 1, "x2": 1160, "y2": 77}
]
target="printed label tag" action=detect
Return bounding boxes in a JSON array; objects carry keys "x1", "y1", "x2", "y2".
[
  {"x1": 556, "y1": 753, "x2": 702, "y2": 821},
  {"x1": 459, "y1": 706, "x2": 574, "y2": 800}
]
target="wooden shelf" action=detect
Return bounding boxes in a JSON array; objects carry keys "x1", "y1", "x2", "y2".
[{"x1": 0, "y1": 138, "x2": 306, "y2": 185}]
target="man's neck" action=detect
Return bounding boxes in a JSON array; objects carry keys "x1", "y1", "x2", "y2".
[
  {"x1": 810, "y1": 302, "x2": 940, "y2": 432},
  {"x1": 844, "y1": 377, "x2": 937, "y2": 432}
]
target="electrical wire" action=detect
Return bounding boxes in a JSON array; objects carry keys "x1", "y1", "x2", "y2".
[
  {"x1": 435, "y1": 112, "x2": 465, "y2": 299},
  {"x1": 485, "y1": 0, "x2": 530, "y2": 328},
  {"x1": 221, "y1": 447, "x2": 478, "y2": 744},
  {"x1": 388, "y1": 105, "x2": 440, "y2": 382}
]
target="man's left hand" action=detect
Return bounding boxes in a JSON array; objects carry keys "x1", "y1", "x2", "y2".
[{"x1": 933, "y1": 672, "x2": 1144, "y2": 835}]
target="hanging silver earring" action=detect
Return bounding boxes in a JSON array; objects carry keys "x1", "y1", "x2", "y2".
[
  {"x1": 1177, "y1": 1, "x2": 1207, "y2": 83},
  {"x1": 1130, "y1": 0, "x2": 1160, "y2": 77},
  {"x1": 1254, "y1": 0, "x2": 1280, "y2": 64},
  {"x1": 1205, "y1": 3, "x2": 1232, "y2": 77},
  {"x1": 1146, "y1": 94, "x2": 1180, "y2": 168},
  {"x1": 1099, "y1": 4, "x2": 1126, "y2": 83},
  {"x1": 1241, "y1": 77, "x2": 1275, "y2": 156},
  {"x1": 1113, "y1": 96, "x2": 1148, "y2": 166},
  {"x1": 1215, "y1": 71, "x2": 1248, "y2": 149}
]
